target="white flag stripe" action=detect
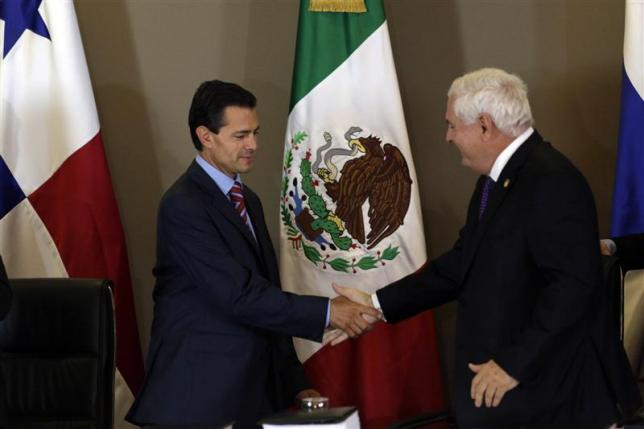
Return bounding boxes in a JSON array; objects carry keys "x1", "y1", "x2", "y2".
[
  {"x1": 624, "y1": 0, "x2": 644, "y2": 97},
  {"x1": 282, "y1": 23, "x2": 426, "y2": 363},
  {"x1": 0, "y1": 0, "x2": 99, "y2": 195},
  {"x1": 0, "y1": 199, "x2": 68, "y2": 278}
]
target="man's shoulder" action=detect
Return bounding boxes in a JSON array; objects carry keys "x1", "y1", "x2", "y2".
[
  {"x1": 519, "y1": 138, "x2": 596, "y2": 213},
  {"x1": 158, "y1": 168, "x2": 211, "y2": 214},
  {"x1": 162, "y1": 171, "x2": 194, "y2": 199},
  {"x1": 524, "y1": 137, "x2": 587, "y2": 184}
]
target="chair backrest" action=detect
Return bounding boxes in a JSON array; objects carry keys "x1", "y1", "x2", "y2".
[
  {"x1": 598, "y1": 256, "x2": 643, "y2": 421},
  {"x1": 0, "y1": 278, "x2": 115, "y2": 429}
]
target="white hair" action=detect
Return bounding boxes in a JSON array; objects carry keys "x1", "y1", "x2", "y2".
[{"x1": 447, "y1": 68, "x2": 534, "y2": 138}]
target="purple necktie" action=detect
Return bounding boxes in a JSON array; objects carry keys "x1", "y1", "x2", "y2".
[
  {"x1": 478, "y1": 177, "x2": 495, "y2": 220},
  {"x1": 229, "y1": 181, "x2": 250, "y2": 227}
]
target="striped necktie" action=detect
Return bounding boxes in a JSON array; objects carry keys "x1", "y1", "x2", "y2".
[
  {"x1": 478, "y1": 176, "x2": 495, "y2": 220},
  {"x1": 229, "y1": 181, "x2": 250, "y2": 227}
]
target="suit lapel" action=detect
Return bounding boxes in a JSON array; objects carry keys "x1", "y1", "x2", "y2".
[
  {"x1": 460, "y1": 132, "x2": 543, "y2": 280},
  {"x1": 187, "y1": 161, "x2": 261, "y2": 255}
]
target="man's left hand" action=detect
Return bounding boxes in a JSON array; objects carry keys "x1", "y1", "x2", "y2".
[{"x1": 468, "y1": 360, "x2": 518, "y2": 408}]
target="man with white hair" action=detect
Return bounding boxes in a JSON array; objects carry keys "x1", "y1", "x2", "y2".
[{"x1": 333, "y1": 68, "x2": 642, "y2": 428}]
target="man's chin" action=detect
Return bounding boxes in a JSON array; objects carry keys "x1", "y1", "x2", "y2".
[{"x1": 239, "y1": 162, "x2": 254, "y2": 173}]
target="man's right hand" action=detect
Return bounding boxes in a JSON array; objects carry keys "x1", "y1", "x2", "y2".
[
  {"x1": 329, "y1": 292, "x2": 380, "y2": 338},
  {"x1": 326, "y1": 283, "x2": 381, "y2": 344}
]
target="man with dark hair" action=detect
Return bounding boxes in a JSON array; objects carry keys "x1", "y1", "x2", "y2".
[{"x1": 126, "y1": 80, "x2": 379, "y2": 429}]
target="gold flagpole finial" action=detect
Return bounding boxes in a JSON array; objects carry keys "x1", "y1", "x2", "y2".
[{"x1": 308, "y1": 0, "x2": 367, "y2": 13}]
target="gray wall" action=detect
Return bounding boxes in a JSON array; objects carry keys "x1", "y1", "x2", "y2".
[{"x1": 75, "y1": 0, "x2": 625, "y2": 401}]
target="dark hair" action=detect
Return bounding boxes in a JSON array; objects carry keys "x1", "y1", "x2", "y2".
[{"x1": 188, "y1": 80, "x2": 257, "y2": 150}]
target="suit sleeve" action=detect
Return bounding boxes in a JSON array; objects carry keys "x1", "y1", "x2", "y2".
[
  {"x1": 0, "y1": 256, "x2": 12, "y2": 320},
  {"x1": 613, "y1": 233, "x2": 644, "y2": 271},
  {"x1": 376, "y1": 179, "x2": 484, "y2": 322},
  {"x1": 495, "y1": 171, "x2": 600, "y2": 382},
  {"x1": 376, "y1": 230, "x2": 465, "y2": 323},
  {"x1": 159, "y1": 195, "x2": 328, "y2": 342}
]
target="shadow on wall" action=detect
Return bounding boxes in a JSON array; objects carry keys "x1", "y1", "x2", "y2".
[
  {"x1": 74, "y1": 0, "x2": 163, "y2": 361},
  {"x1": 529, "y1": 0, "x2": 623, "y2": 236},
  {"x1": 242, "y1": 1, "x2": 300, "y2": 248}
]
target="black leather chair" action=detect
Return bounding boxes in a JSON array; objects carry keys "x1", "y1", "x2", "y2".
[{"x1": 0, "y1": 279, "x2": 115, "y2": 429}]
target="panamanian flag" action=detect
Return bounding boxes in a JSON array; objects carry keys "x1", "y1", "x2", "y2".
[
  {"x1": 0, "y1": 0, "x2": 143, "y2": 426},
  {"x1": 279, "y1": 1, "x2": 445, "y2": 427},
  {"x1": 611, "y1": 0, "x2": 644, "y2": 236}
]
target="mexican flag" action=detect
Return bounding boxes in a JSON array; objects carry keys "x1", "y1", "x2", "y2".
[{"x1": 279, "y1": 1, "x2": 445, "y2": 427}]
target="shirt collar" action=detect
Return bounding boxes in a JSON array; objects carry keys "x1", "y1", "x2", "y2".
[
  {"x1": 195, "y1": 154, "x2": 242, "y2": 196},
  {"x1": 488, "y1": 127, "x2": 534, "y2": 182}
]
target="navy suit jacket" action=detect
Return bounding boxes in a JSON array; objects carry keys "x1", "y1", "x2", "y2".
[
  {"x1": 377, "y1": 132, "x2": 641, "y2": 428},
  {"x1": 127, "y1": 161, "x2": 327, "y2": 427}
]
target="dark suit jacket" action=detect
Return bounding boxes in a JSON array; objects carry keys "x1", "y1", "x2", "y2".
[
  {"x1": 126, "y1": 161, "x2": 328, "y2": 428},
  {"x1": 0, "y1": 257, "x2": 11, "y2": 428},
  {"x1": 377, "y1": 132, "x2": 642, "y2": 428},
  {"x1": 614, "y1": 233, "x2": 644, "y2": 271}
]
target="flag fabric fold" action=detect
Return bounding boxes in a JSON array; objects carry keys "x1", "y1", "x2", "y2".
[
  {"x1": 0, "y1": 1, "x2": 143, "y2": 426},
  {"x1": 280, "y1": 1, "x2": 445, "y2": 427},
  {"x1": 611, "y1": 0, "x2": 644, "y2": 237}
]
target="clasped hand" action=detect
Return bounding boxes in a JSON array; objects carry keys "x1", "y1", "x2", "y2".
[{"x1": 325, "y1": 283, "x2": 381, "y2": 344}]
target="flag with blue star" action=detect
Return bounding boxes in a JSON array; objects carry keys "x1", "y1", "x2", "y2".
[
  {"x1": 0, "y1": 1, "x2": 143, "y2": 427},
  {"x1": 0, "y1": 0, "x2": 51, "y2": 57}
]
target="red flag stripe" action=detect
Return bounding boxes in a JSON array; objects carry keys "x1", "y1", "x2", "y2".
[
  {"x1": 304, "y1": 311, "x2": 445, "y2": 429},
  {"x1": 29, "y1": 132, "x2": 144, "y2": 392}
]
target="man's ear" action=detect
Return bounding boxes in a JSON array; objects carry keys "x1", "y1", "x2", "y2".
[
  {"x1": 196, "y1": 125, "x2": 213, "y2": 148},
  {"x1": 478, "y1": 114, "x2": 494, "y2": 139}
]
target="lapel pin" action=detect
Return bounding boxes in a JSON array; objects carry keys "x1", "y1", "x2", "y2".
[{"x1": 503, "y1": 178, "x2": 510, "y2": 188}]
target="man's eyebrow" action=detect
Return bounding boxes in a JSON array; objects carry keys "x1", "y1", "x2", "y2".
[{"x1": 233, "y1": 126, "x2": 260, "y2": 135}]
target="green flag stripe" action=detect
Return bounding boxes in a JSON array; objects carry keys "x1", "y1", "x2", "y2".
[{"x1": 289, "y1": 0, "x2": 385, "y2": 111}]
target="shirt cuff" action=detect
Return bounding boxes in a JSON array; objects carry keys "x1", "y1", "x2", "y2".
[
  {"x1": 325, "y1": 299, "x2": 331, "y2": 328},
  {"x1": 371, "y1": 293, "x2": 387, "y2": 322}
]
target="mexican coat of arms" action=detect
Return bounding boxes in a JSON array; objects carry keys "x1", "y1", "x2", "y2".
[{"x1": 281, "y1": 127, "x2": 413, "y2": 273}]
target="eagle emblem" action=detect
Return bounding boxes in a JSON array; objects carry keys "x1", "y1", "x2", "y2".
[{"x1": 281, "y1": 127, "x2": 412, "y2": 273}]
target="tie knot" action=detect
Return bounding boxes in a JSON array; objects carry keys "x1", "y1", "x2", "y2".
[{"x1": 231, "y1": 181, "x2": 243, "y2": 194}]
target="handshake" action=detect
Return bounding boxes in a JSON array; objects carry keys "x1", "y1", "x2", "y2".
[{"x1": 325, "y1": 283, "x2": 382, "y2": 346}]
